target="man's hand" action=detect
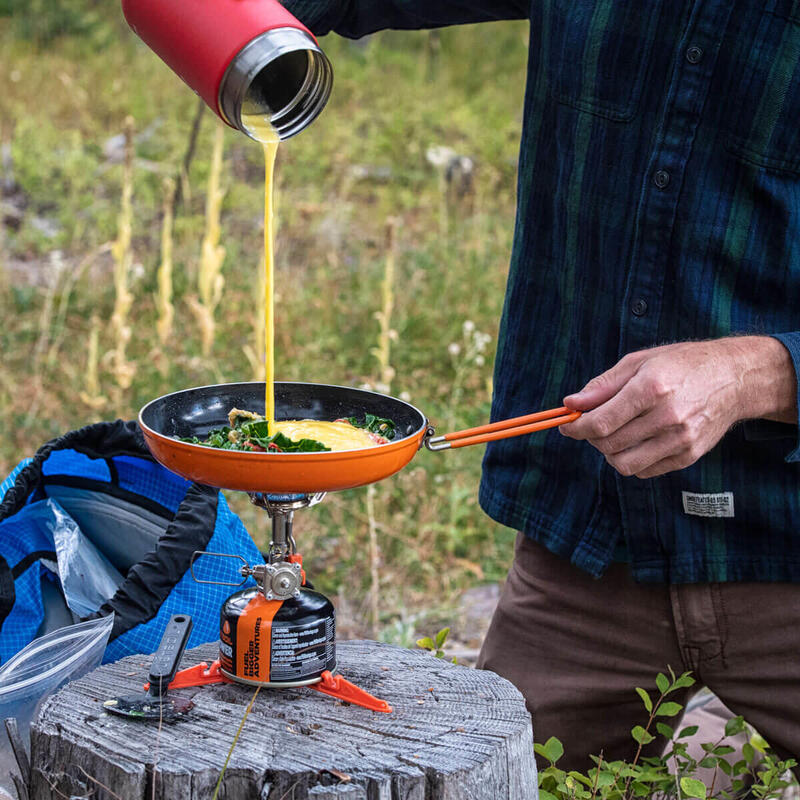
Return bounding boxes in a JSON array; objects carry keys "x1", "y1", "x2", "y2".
[{"x1": 559, "y1": 337, "x2": 797, "y2": 479}]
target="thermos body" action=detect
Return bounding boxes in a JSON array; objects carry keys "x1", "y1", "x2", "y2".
[{"x1": 121, "y1": 0, "x2": 333, "y2": 139}]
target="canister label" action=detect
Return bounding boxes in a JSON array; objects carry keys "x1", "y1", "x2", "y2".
[
  {"x1": 234, "y1": 595, "x2": 283, "y2": 681},
  {"x1": 270, "y1": 616, "x2": 335, "y2": 682}
]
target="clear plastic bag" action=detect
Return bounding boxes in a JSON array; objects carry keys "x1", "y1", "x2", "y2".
[
  {"x1": 47, "y1": 500, "x2": 124, "y2": 617},
  {"x1": 0, "y1": 614, "x2": 114, "y2": 794}
]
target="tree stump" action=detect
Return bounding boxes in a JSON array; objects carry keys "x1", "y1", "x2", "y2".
[{"x1": 29, "y1": 640, "x2": 536, "y2": 800}]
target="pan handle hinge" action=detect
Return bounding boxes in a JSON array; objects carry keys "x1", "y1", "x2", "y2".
[{"x1": 421, "y1": 425, "x2": 440, "y2": 450}]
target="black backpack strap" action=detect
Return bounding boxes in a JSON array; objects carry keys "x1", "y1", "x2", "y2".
[
  {"x1": 0, "y1": 556, "x2": 15, "y2": 629},
  {"x1": 0, "y1": 420, "x2": 148, "y2": 523},
  {"x1": 87, "y1": 483, "x2": 220, "y2": 640}
]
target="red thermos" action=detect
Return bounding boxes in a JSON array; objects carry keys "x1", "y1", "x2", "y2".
[{"x1": 121, "y1": 0, "x2": 333, "y2": 140}]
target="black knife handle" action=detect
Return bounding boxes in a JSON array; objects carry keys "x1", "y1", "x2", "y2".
[{"x1": 148, "y1": 614, "x2": 193, "y2": 697}]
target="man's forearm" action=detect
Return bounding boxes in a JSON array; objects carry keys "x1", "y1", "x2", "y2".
[
  {"x1": 726, "y1": 336, "x2": 797, "y2": 425},
  {"x1": 560, "y1": 335, "x2": 800, "y2": 479}
]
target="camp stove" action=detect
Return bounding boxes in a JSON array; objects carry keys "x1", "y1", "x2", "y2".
[
  {"x1": 198, "y1": 492, "x2": 334, "y2": 687},
  {"x1": 164, "y1": 492, "x2": 392, "y2": 713}
]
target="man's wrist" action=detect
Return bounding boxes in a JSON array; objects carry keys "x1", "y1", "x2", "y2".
[{"x1": 724, "y1": 336, "x2": 797, "y2": 424}]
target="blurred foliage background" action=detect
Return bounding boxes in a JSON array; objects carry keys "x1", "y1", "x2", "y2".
[{"x1": 0, "y1": 0, "x2": 529, "y2": 645}]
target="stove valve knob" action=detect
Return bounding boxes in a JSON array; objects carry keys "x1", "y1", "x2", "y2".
[
  {"x1": 263, "y1": 564, "x2": 302, "y2": 600},
  {"x1": 241, "y1": 562, "x2": 303, "y2": 599}
]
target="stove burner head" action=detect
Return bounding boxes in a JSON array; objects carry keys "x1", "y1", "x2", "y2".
[{"x1": 248, "y1": 491, "x2": 327, "y2": 515}]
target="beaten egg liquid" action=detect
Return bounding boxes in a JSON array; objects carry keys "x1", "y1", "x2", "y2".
[
  {"x1": 242, "y1": 115, "x2": 379, "y2": 452},
  {"x1": 242, "y1": 114, "x2": 280, "y2": 429}
]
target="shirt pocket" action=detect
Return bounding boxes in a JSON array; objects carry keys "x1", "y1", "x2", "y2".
[
  {"x1": 725, "y1": 0, "x2": 800, "y2": 174},
  {"x1": 546, "y1": 0, "x2": 664, "y2": 121}
]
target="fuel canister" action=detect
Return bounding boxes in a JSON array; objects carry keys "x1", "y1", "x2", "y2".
[
  {"x1": 121, "y1": 0, "x2": 333, "y2": 140},
  {"x1": 220, "y1": 585, "x2": 336, "y2": 686}
]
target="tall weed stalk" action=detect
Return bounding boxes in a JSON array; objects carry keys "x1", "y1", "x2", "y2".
[
  {"x1": 109, "y1": 115, "x2": 136, "y2": 393},
  {"x1": 155, "y1": 177, "x2": 176, "y2": 346},
  {"x1": 80, "y1": 315, "x2": 108, "y2": 410}
]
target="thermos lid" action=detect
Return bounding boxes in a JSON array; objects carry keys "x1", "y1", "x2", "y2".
[{"x1": 218, "y1": 27, "x2": 333, "y2": 141}]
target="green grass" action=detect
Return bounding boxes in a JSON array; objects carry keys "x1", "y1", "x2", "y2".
[{"x1": 0, "y1": 6, "x2": 528, "y2": 637}]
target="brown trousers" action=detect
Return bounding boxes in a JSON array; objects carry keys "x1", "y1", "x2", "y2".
[{"x1": 477, "y1": 534, "x2": 800, "y2": 770}]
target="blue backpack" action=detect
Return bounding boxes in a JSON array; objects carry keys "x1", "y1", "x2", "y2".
[{"x1": 0, "y1": 420, "x2": 261, "y2": 663}]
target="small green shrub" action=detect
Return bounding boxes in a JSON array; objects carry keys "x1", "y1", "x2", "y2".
[{"x1": 536, "y1": 669, "x2": 798, "y2": 800}]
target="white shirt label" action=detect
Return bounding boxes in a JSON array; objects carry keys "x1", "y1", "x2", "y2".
[{"x1": 681, "y1": 491, "x2": 734, "y2": 518}]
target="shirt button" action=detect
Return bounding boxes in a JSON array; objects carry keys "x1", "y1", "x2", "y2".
[
  {"x1": 631, "y1": 298, "x2": 648, "y2": 316},
  {"x1": 686, "y1": 45, "x2": 704, "y2": 64},
  {"x1": 653, "y1": 169, "x2": 670, "y2": 189}
]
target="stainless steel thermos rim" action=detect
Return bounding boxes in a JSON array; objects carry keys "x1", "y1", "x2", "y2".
[{"x1": 218, "y1": 27, "x2": 333, "y2": 141}]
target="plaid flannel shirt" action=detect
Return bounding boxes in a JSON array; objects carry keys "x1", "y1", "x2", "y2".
[{"x1": 285, "y1": 0, "x2": 800, "y2": 582}]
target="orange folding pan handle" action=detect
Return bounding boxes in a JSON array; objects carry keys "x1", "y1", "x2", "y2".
[{"x1": 424, "y1": 407, "x2": 581, "y2": 451}]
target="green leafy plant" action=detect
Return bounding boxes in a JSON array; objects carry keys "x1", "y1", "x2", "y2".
[
  {"x1": 536, "y1": 669, "x2": 797, "y2": 800},
  {"x1": 416, "y1": 627, "x2": 456, "y2": 662}
]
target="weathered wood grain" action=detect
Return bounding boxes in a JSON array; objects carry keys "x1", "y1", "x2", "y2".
[
  {"x1": 30, "y1": 640, "x2": 536, "y2": 800},
  {"x1": 308, "y1": 785, "x2": 366, "y2": 799}
]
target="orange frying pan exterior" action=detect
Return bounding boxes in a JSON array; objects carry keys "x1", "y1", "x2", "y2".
[{"x1": 138, "y1": 382, "x2": 429, "y2": 493}]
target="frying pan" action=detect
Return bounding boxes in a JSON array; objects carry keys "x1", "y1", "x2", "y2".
[
  {"x1": 139, "y1": 381, "x2": 579, "y2": 494},
  {"x1": 139, "y1": 381, "x2": 427, "y2": 493}
]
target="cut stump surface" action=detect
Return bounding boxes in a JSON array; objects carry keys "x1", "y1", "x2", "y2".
[{"x1": 30, "y1": 640, "x2": 536, "y2": 800}]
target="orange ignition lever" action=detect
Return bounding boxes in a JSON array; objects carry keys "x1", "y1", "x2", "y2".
[
  {"x1": 425, "y1": 406, "x2": 581, "y2": 450},
  {"x1": 146, "y1": 661, "x2": 392, "y2": 713}
]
